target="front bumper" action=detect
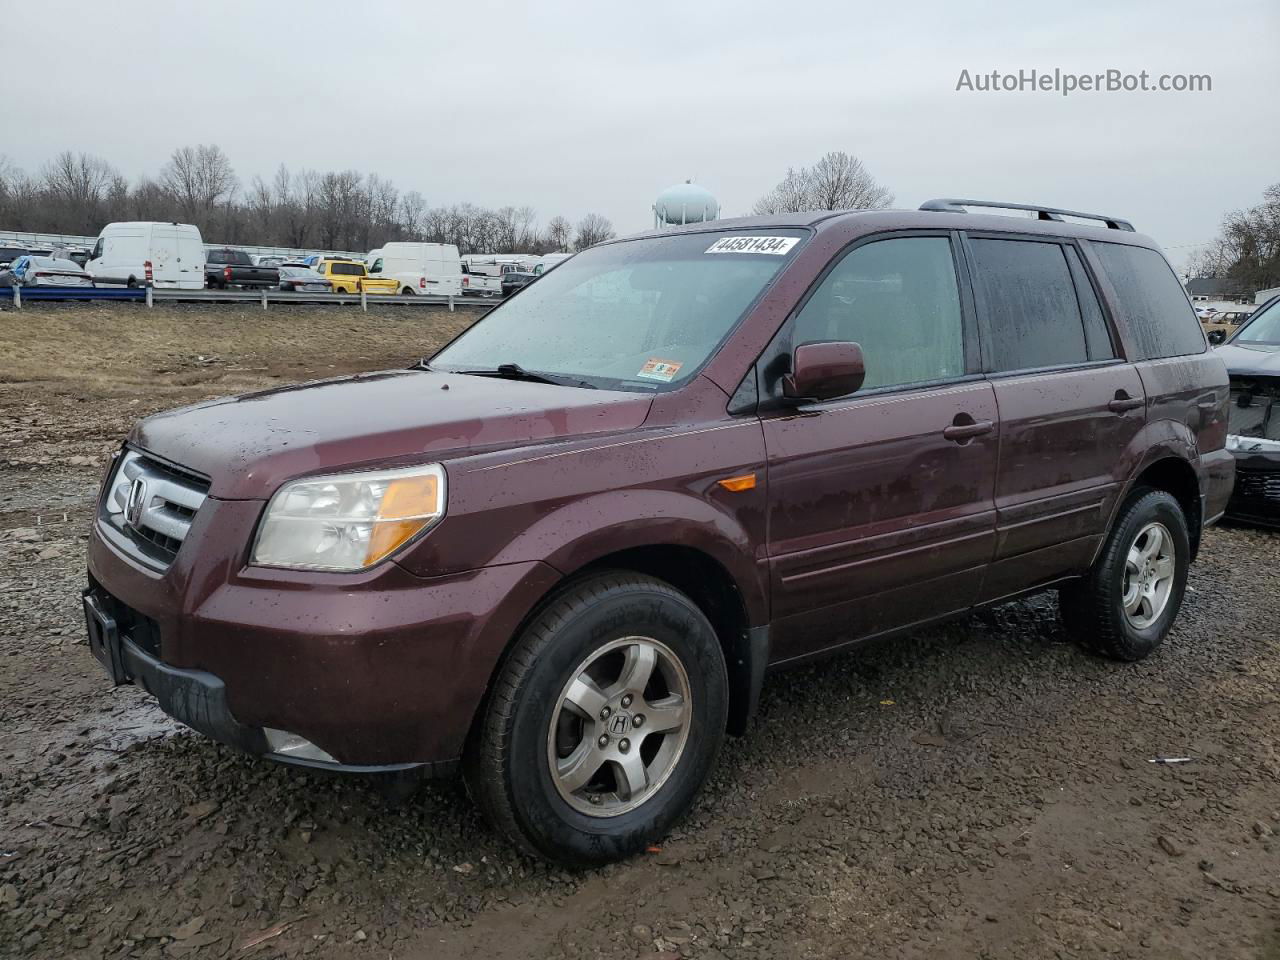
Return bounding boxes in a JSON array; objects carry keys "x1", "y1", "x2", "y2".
[
  {"x1": 86, "y1": 495, "x2": 561, "y2": 769},
  {"x1": 1225, "y1": 448, "x2": 1280, "y2": 527}
]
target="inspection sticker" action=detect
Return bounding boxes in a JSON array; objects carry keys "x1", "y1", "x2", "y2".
[
  {"x1": 705, "y1": 236, "x2": 799, "y2": 255},
  {"x1": 637, "y1": 358, "x2": 683, "y2": 382}
]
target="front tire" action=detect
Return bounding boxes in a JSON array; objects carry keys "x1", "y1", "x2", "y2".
[
  {"x1": 466, "y1": 573, "x2": 728, "y2": 866},
  {"x1": 1060, "y1": 488, "x2": 1190, "y2": 661}
]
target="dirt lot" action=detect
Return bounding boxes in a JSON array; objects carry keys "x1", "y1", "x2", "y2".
[{"x1": 1, "y1": 303, "x2": 1278, "y2": 960}]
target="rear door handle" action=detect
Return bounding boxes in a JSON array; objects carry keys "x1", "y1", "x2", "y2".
[
  {"x1": 1108, "y1": 394, "x2": 1145, "y2": 413},
  {"x1": 943, "y1": 419, "x2": 994, "y2": 442}
]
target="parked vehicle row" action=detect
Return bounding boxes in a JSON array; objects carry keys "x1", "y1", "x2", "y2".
[{"x1": 5, "y1": 220, "x2": 563, "y2": 296}]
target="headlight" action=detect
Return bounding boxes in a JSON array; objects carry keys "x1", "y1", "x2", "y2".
[{"x1": 252, "y1": 463, "x2": 446, "y2": 571}]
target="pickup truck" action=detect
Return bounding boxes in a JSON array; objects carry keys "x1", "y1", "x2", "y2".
[
  {"x1": 461, "y1": 263, "x2": 503, "y2": 297},
  {"x1": 205, "y1": 248, "x2": 279, "y2": 289},
  {"x1": 313, "y1": 258, "x2": 399, "y2": 295}
]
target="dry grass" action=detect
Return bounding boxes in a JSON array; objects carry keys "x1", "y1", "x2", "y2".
[
  {"x1": 0, "y1": 302, "x2": 475, "y2": 391},
  {"x1": 0, "y1": 303, "x2": 479, "y2": 467}
]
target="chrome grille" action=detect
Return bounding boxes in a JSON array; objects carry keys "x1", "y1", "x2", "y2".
[{"x1": 100, "y1": 450, "x2": 209, "y2": 568}]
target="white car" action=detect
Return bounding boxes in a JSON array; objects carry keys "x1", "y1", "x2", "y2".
[{"x1": 4, "y1": 255, "x2": 94, "y2": 288}]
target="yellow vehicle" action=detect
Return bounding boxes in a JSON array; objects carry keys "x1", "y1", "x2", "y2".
[{"x1": 314, "y1": 258, "x2": 398, "y2": 295}]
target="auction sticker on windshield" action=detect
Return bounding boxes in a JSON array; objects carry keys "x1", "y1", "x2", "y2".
[
  {"x1": 637, "y1": 358, "x2": 683, "y2": 382},
  {"x1": 705, "y1": 236, "x2": 799, "y2": 255}
]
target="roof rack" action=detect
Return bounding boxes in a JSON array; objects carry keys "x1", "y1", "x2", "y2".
[{"x1": 919, "y1": 198, "x2": 1135, "y2": 232}]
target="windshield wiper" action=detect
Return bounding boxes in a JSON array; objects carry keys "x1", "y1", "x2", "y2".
[{"x1": 456, "y1": 363, "x2": 597, "y2": 389}]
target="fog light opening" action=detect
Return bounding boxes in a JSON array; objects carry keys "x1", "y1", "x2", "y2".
[{"x1": 263, "y1": 728, "x2": 339, "y2": 764}]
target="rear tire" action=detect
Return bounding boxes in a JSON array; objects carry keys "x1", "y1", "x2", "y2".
[
  {"x1": 1059, "y1": 488, "x2": 1190, "y2": 661},
  {"x1": 466, "y1": 572, "x2": 728, "y2": 867},
  {"x1": 401, "y1": 287, "x2": 415, "y2": 296}
]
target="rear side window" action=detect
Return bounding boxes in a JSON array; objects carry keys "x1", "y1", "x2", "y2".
[
  {"x1": 332, "y1": 262, "x2": 362, "y2": 276},
  {"x1": 1092, "y1": 242, "x2": 1205, "y2": 359},
  {"x1": 791, "y1": 236, "x2": 966, "y2": 391},
  {"x1": 969, "y1": 238, "x2": 1091, "y2": 372},
  {"x1": 1063, "y1": 246, "x2": 1115, "y2": 360}
]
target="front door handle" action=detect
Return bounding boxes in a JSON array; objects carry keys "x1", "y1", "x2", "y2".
[
  {"x1": 1108, "y1": 392, "x2": 1145, "y2": 413},
  {"x1": 943, "y1": 418, "x2": 995, "y2": 443}
]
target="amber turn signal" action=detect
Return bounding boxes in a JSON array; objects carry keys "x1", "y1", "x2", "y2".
[{"x1": 716, "y1": 473, "x2": 757, "y2": 492}]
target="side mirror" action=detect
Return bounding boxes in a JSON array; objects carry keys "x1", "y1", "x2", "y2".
[
  {"x1": 1207, "y1": 329, "x2": 1226, "y2": 345},
  {"x1": 783, "y1": 341, "x2": 866, "y2": 402}
]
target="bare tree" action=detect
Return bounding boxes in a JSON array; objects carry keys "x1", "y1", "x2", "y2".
[
  {"x1": 400, "y1": 190, "x2": 427, "y2": 238},
  {"x1": 40, "y1": 151, "x2": 120, "y2": 232},
  {"x1": 546, "y1": 215, "x2": 572, "y2": 253},
  {"x1": 160, "y1": 144, "x2": 238, "y2": 229},
  {"x1": 248, "y1": 175, "x2": 274, "y2": 239},
  {"x1": 1193, "y1": 183, "x2": 1280, "y2": 294},
  {"x1": 751, "y1": 168, "x2": 810, "y2": 216},
  {"x1": 573, "y1": 213, "x2": 615, "y2": 251},
  {"x1": 0, "y1": 146, "x2": 613, "y2": 257},
  {"x1": 753, "y1": 151, "x2": 893, "y2": 214}
]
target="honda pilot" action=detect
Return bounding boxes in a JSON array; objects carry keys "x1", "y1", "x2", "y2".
[{"x1": 84, "y1": 200, "x2": 1235, "y2": 865}]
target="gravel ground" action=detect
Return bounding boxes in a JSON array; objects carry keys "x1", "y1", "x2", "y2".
[{"x1": 2, "y1": 304, "x2": 1278, "y2": 960}]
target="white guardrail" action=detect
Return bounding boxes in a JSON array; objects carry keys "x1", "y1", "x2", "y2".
[{"x1": 3, "y1": 284, "x2": 496, "y2": 311}]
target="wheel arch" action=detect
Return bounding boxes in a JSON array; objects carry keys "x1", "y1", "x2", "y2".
[
  {"x1": 1132, "y1": 456, "x2": 1203, "y2": 559},
  {"x1": 1104, "y1": 444, "x2": 1203, "y2": 562},
  {"x1": 466, "y1": 541, "x2": 768, "y2": 753}
]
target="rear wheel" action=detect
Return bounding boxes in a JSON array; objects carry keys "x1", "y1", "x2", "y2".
[
  {"x1": 1060, "y1": 488, "x2": 1190, "y2": 661},
  {"x1": 466, "y1": 573, "x2": 728, "y2": 866},
  {"x1": 401, "y1": 287, "x2": 415, "y2": 296}
]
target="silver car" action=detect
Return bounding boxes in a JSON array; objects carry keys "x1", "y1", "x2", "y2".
[
  {"x1": 6, "y1": 255, "x2": 94, "y2": 287},
  {"x1": 276, "y1": 266, "x2": 330, "y2": 293}
]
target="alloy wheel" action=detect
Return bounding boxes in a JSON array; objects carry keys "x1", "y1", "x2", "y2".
[
  {"x1": 546, "y1": 636, "x2": 692, "y2": 817},
  {"x1": 1122, "y1": 521, "x2": 1176, "y2": 629}
]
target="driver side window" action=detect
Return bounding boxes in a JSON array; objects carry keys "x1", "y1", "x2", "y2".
[{"x1": 792, "y1": 236, "x2": 966, "y2": 391}]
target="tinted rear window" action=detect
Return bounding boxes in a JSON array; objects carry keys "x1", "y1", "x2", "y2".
[
  {"x1": 208, "y1": 249, "x2": 251, "y2": 264},
  {"x1": 1092, "y1": 243, "x2": 1204, "y2": 359},
  {"x1": 332, "y1": 262, "x2": 363, "y2": 276},
  {"x1": 969, "y1": 238, "x2": 1089, "y2": 371}
]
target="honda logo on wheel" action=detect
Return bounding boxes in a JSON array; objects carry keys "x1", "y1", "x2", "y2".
[{"x1": 610, "y1": 714, "x2": 629, "y2": 736}]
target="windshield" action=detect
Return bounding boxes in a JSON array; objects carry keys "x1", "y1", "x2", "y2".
[
  {"x1": 432, "y1": 229, "x2": 807, "y2": 390},
  {"x1": 1236, "y1": 299, "x2": 1280, "y2": 344}
]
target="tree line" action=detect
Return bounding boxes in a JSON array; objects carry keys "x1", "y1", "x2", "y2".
[
  {"x1": 0, "y1": 145, "x2": 615, "y2": 254},
  {"x1": 1189, "y1": 183, "x2": 1280, "y2": 295}
]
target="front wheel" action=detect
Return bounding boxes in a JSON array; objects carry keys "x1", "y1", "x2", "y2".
[
  {"x1": 1060, "y1": 488, "x2": 1190, "y2": 661},
  {"x1": 466, "y1": 573, "x2": 728, "y2": 866}
]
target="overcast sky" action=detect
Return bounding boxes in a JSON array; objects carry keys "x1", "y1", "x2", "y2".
[{"x1": 3, "y1": 0, "x2": 1277, "y2": 267}]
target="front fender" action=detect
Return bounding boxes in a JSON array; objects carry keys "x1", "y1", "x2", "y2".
[{"x1": 488, "y1": 488, "x2": 770, "y2": 627}]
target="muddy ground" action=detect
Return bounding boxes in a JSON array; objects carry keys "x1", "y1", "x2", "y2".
[{"x1": 1, "y1": 303, "x2": 1278, "y2": 960}]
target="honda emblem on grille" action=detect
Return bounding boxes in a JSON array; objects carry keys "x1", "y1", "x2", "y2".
[{"x1": 125, "y1": 477, "x2": 148, "y2": 528}]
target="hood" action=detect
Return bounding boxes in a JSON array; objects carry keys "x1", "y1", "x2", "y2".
[
  {"x1": 1216, "y1": 341, "x2": 1280, "y2": 379},
  {"x1": 132, "y1": 369, "x2": 652, "y2": 499}
]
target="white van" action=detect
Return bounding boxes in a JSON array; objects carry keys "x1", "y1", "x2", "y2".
[
  {"x1": 86, "y1": 222, "x2": 205, "y2": 290},
  {"x1": 532, "y1": 252, "x2": 573, "y2": 275},
  {"x1": 367, "y1": 242, "x2": 463, "y2": 297}
]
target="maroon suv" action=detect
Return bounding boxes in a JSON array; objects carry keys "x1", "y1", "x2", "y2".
[{"x1": 84, "y1": 200, "x2": 1235, "y2": 865}]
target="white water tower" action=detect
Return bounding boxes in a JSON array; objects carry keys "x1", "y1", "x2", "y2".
[{"x1": 653, "y1": 181, "x2": 720, "y2": 229}]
